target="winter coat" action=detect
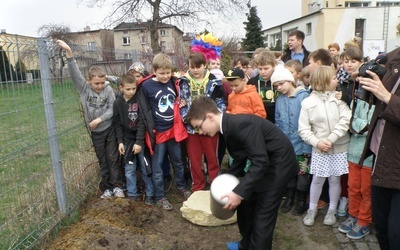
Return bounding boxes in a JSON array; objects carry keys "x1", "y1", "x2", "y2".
[
  {"x1": 275, "y1": 87, "x2": 311, "y2": 155},
  {"x1": 298, "y1": 90, "x2": 351, "y2": 154}
]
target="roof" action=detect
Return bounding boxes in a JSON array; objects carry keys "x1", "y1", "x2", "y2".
[{"x1": 113, "y1": 21, "x2": 183, "y2": 33}]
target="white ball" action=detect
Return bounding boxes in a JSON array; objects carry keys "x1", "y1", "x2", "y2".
[{"x1": 210, "y1": 174, "x2": 240, "y2": 205}]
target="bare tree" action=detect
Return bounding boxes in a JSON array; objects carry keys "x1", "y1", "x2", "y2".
[
  {"x1": 82, "y1": 0, "x2": 246, "y2": 53},
  {"x1": 38, "y1": 24, "x2": 77, "y2": 78}
]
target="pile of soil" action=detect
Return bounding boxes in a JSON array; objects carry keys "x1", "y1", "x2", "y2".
[{"x1": 44, "y1": 186, "x2": 341, "y2": 250}]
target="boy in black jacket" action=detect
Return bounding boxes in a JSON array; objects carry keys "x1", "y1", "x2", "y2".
[
  {"x1": 185, "y1": 96, "x2": 297, "y2": 250},
  {"x1": 113, "y1": 74, "x2": 154, "y2": 204}
]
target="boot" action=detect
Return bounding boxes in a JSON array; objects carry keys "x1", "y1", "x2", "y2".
[
  {"x1": 292, "y1": 190, "x2": 307, "y2": 216},
  {"x1": 280, "y1": 187, "x2": 295, "y2": 213}
]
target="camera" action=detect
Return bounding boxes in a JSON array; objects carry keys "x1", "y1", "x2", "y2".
[{"x1": 354, "y1": 60, "x2": 387, "y2": 102}]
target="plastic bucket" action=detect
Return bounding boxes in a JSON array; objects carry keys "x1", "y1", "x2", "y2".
[{"x1": 210, "y1": 174, "x2": 240, "y2": 220}]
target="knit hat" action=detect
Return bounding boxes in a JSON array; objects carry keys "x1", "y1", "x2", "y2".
[
  {"x1": 210, "y1": 69, "x2": 225, "y2": 80},
  {"x1": 375, "y1": 52, "x2": 387, "y2": 65},
  {"x1": 128, "y1": 62, "x2": 146, "y2": 76},
  {"x1": 271, "y1": 66, "x2": 294, "y2": 84},
  {"x1": 223, "y1": 68, "x2": 245, "y2": 81}
]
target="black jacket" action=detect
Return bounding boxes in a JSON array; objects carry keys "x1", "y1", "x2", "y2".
[
  {"x1": 223, "y1": 113, "x2": 297, "y2": 200},
  {"x1": 281, "y1": 45, "x2": 311, "y2": 68}
]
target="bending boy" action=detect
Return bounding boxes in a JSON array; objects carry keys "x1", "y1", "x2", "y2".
[{"x1": 185, "y1": 97, "x2": 297, "y2": 250}]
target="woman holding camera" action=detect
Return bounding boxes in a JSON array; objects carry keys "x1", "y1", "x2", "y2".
[{"x1": 358, "y1": 46, "x2": 400, "y2": 250}]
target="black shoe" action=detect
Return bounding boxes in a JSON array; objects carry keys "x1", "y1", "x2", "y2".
[
  {"x1": 280, "y1": 188, "x2": 295, "y2": 213},
  {"x1": 292, "y1": 190, "x2": 308, "y2": 216}
]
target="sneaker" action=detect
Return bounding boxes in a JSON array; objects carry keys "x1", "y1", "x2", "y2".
[
  {"x1": 145, "y1": 196, "x2": 154, "y2": 205},
  {"x1": 324, "y1": 209, "x2": 337, "y2": 226},
  {"x1": 163, "y1": 176, "x2": 174, "y2": 193},
  {"x1": 226, "y1": 241, "x2": 239, "y2": 250},
  {"x1": 338, "y1": 216, "x2": 357, "y2": 234},
  {"x1": 100, "y1": 189, "x2": 113, "y2": 199},
  {"x1": 337, "y1": 197, "x2": 348, "y2": 217},
  {"x1": 113, "y1": 187, "x2": 125, "y2": 198},
  {"x1": 180, "y1": 189, "x2": 192, "y2": 199},
  {"x1": 303, "y1": 209, "x2": 318, "y2": 226},
  {"x1": 346, "y1": 224, "x2": 370, "y2": 240},
  {"x1": 157, "y1": 197, "x2": 173, "y2": 211}
]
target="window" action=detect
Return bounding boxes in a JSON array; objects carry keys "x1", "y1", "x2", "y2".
[
  {"x1": 87, "y1": 42, "x2": 96, "y2": 51},
  {"x1": 124, "y1": 53, "x2": 132, "y2": 60},
  {"x1": 160, "y1": 41, "x2": 166, "y2": 52},
  {"x1": 160, "y1": 30, "x2": 166, "y2": 36},
  {"x1": 345, "y1": 2, "x2": 369, "y2": 7},
  {"x1": 123, "y1": 31, "x2": 128, "y2": 34},
  {"x1": 306, "y1": 23, "x2": 312, "y2": 35},
  {"x1": 122, "y1": 36, "x2": 130, "y2": 45},
  {"x1": 141, "y1": 36, "x2": 146, "y2": 45}
]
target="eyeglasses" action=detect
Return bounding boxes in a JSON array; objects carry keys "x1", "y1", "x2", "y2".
[{"x1": 195, "y1": 117, "x2": 206, "y2": 131}]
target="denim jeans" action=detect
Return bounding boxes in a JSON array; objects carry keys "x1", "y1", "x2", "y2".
[
  {"x1": 152, "y1": 139, "x2": 187, "y2": 201},
  {"x1": 124, "y1": 150, "x2": 154, "y2": 198},
  {"x1": 371, "y1": 186, "x2": 400, "y2": 250}
]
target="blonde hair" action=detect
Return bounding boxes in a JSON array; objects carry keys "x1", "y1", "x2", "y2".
[
  {"x1": 254, "y1": 51, "x2": 277, "y2": 67},
  {"x1": 152, "y1": 53, "x2": 173, "y2": 71},
  {"x1": 285, "y1": 60, "x2": 302, "y2": 73},
  {"x1": 88, "y1": 66, "x2": 106, "y2": 79},
  {"x1": 343, "y1": 37, "x2": 362, "y2": 51},
  {"x1": 310, "y1": 65, "x2": 336, "y2": 92}
]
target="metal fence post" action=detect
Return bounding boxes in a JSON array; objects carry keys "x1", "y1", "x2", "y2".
[{"x1": 37, "y1": 38, "x2": 67, "y2": 214}]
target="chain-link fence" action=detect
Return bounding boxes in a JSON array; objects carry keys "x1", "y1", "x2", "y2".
[{"x1": 0, "y1": 35, "x2": 186, "y2": 249}]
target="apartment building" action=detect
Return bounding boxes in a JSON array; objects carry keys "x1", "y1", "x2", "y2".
[{"x1": 263, "y1": 0, "x2": 400, "y2": 58}]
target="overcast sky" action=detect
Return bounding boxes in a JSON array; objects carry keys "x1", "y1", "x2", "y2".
[{"x1": 1, "y1": 0, "x2": 301, "y2": 38}]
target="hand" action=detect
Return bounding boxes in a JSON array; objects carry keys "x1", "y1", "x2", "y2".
[
  {"x1": 317, "y1": 140, "x2": 332, "y2": 153},
  {"x1": 118, "y1": 143, "x2": 125, "y2": 155},
  {"x1": 56, "y1": 40, "x2": 73, "y2": 58},
  {"x1": 221, "y1": 191, "x2": 242, "y2": 210},
  {"x1": 89, "y1": 118, "x2": 102, "y2": 130},
  {"x1": 358, "y1": 70, "x2": 392, "y2": 104},
  {"x1": 179, "y1": 99, "x2": 187, "y2": 108},
  {"x1": 132, "y1": 144, "x2": 142, "y2": 154}
]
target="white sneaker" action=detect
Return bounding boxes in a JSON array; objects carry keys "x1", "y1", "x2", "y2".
[
  {"x1": 100, "y1": 189, "x2": 113, "y2": 199},
  {"x1": 337, "y1": 197, "x2": 348, "y2": 216},
  {"x1": 303, "y1": 209, "x2": 318, "y2": 226},
  {"x1": 113, "y1": 187, "x2": 125, "y2": 198},
  {"x1": 324, "y1": 209, "x2": 337, "y2": 225}
]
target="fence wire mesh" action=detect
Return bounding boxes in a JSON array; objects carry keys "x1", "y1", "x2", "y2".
[{"x1": 0, "y1": 35, "x2": 184, "y2": 249}]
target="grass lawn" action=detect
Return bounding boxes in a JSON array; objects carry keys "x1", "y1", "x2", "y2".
[{"x1": 0, "y1": 80, "x2": 99, "y2": 249}]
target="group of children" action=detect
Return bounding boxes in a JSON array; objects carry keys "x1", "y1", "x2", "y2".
[{"x1": 57, "y1": 32, "x2": 378, "y2": 249}]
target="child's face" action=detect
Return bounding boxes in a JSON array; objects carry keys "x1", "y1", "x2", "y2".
[
  {"x1": 119, "y1": 82, "x2": 137, "y2": 100},
  {"x1": 258, "y1": 64, "x2": 274, "y2": 80},
  {"x1": 343, "y1": 57, "x2": 362, "y2": 74},
  {"x1": 302, "y1": 75, "x2": 310, "y2": 86},
  {"x1": 87, "y1": 76, "x2": 106, "y2": 93},
  {"x1": 153, "y1": 68, "x2": 172, "y2": 84},
  {"x1": 228, "y1": 78, "x2": 246, "y2": 94},
  {"x1": 208, "y1": 59, "x2": 221, "y2": 70},
  {"x1": 328, "y1": 73, "x2": 338, "y2": 91},
  {"x1": 189, "y1": 62, "x2": 206, "y2": 79},
  {"x1": 190, "y1": 114, "x2": 219, "y2": 137},
  {"x1": 129, "y1": 70, "x2": 144, "y2": 82},
  {"x1": 285, "y1": 65, "x2": 301, "y2": 82},
  {"x1": 273, "y1": 81, "x2": 295, "y2": 96}
]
